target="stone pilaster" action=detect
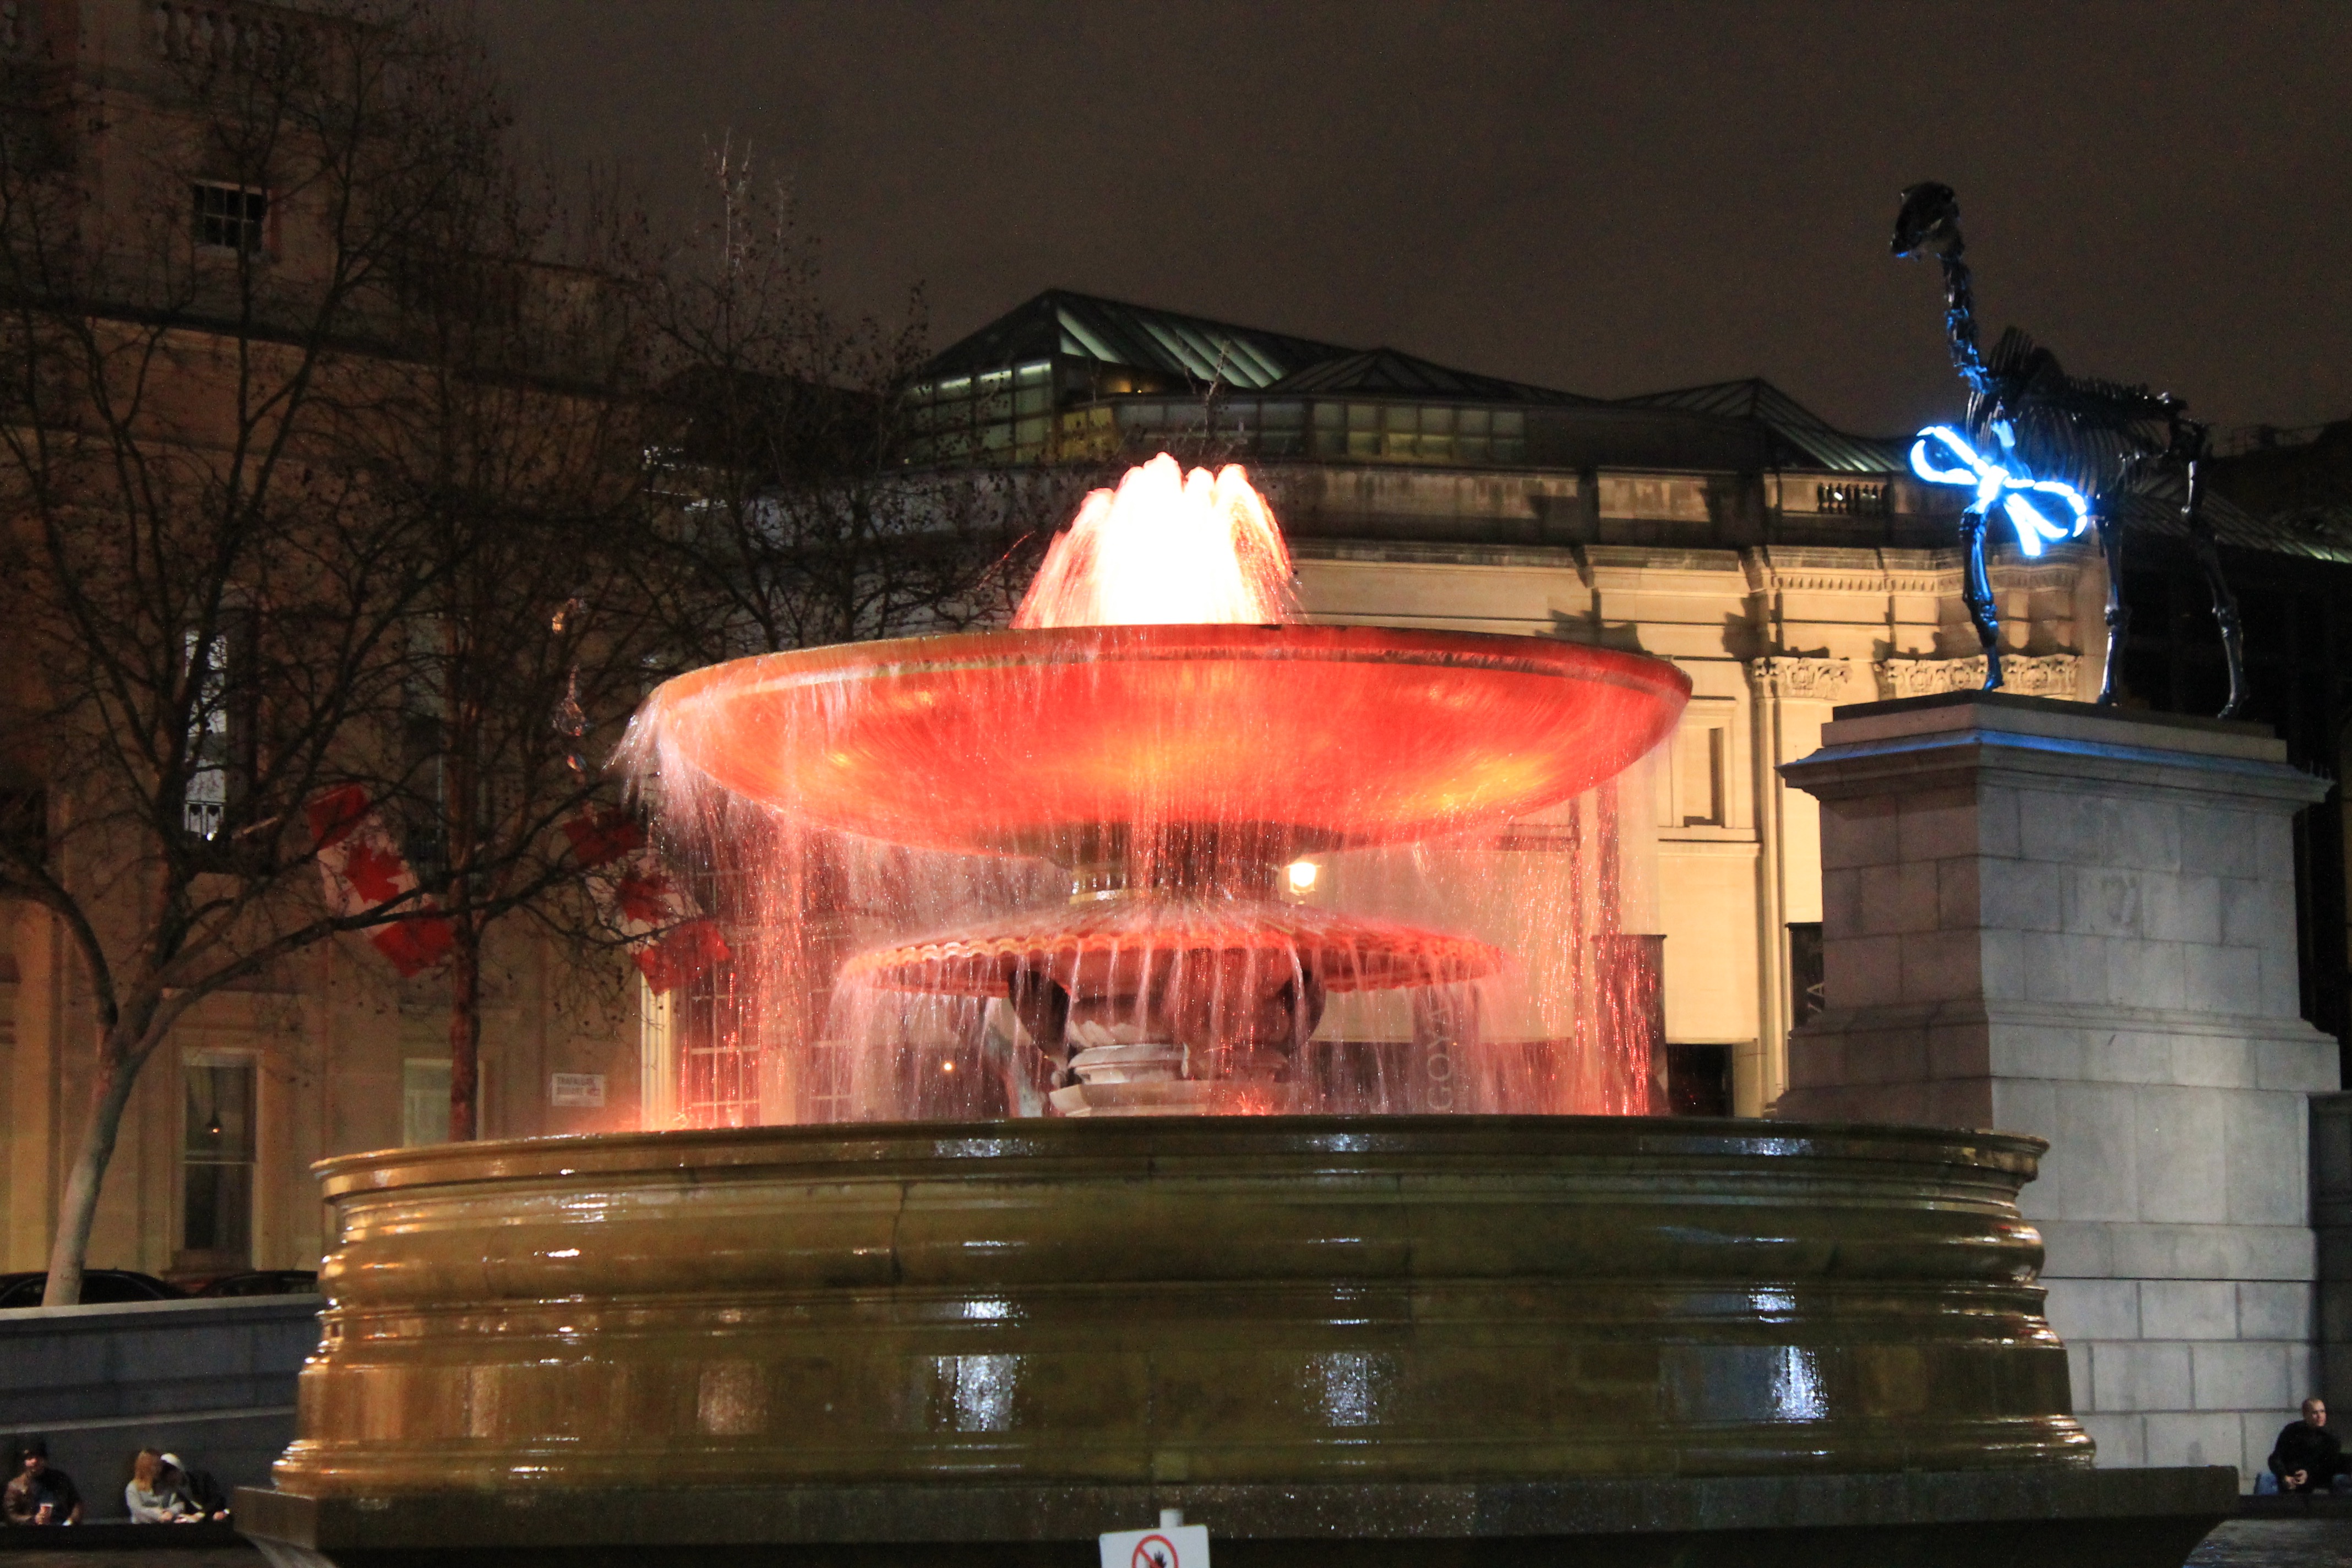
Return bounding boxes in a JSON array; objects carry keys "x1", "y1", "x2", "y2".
[{"x1": 1775, "y1": 691, "x2": 2334, "y2": 1485}]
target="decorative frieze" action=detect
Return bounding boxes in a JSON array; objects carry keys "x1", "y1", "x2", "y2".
[
  {"x1": 1744, "y1": 546, "x2": 2089, "y2": 601},
  {"x1": 1749, "y1": 657, "x2": 1860, "y2": 702},
  {"x1": 1874, "y1": 654, "x2": 2082, "y2": 700}
]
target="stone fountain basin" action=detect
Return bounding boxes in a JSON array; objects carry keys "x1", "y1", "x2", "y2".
[{"x1": 271, "y1": 1115, "x2": 2089, "y2": 1497}]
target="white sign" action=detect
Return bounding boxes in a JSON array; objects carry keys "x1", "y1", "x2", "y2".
[
  {"x1": 548, "y1": 1072, "x2": 606, "y2": 1108},
  {"x1": 1100, "y1": 1521, "x2": 1208, "y2": 1568}
]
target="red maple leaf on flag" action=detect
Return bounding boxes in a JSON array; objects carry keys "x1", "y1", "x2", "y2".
[
  {"x1": 562, "y1": 807, "x2": 645, "y2": 870},
  {"x1": 636, "y1": 919, "x2": 730, "y2": 994},
  {"x1": 613, "y1": 870, "x2": 673, "y2": 925},
  {"x1": 340, "y1": 837, "x2": 412, "y2": 903},
  {"x1": 373, "y1": 917, "x2": 455, "y2": 978}
]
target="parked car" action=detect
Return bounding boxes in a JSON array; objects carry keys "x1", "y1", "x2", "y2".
[
  {"x1": 0, "y1": 1269, "x2": 187, "y2": 1308},
  {"x1": 193, "y1": 1270, "x2": 320, "y2": 1298}
]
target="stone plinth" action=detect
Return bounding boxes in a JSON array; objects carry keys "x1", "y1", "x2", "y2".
[{"x1": 1777, "y1": 692, "x2": 2335, "y2": 1484}]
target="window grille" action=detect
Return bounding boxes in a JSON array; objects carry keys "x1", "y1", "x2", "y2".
[
  {"x1": 676, "y1": 956, "x2": 761, "y2": 1126},
  {"x1": 181, "y1": 1057, "x2": 255, "y2": 1266},
  {"x1": 183, "y1": 629, "x2": 231, "y2": 839},
  {"x1": 193, "y1": 181, "x2": 268, "y2": 254},
  {"x1": 401, "y1": 1059, "x2": 450, "y2": 1146}
]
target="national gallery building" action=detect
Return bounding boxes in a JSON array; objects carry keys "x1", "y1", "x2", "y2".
[{"x1": 902, "y1": 291, "x2": 2352, "y2": 1118}]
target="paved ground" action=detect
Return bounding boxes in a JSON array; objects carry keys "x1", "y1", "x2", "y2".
[
  {"x1": 0, "y1": 1555, "x2": 260, "y2": 1566},
  {"x1": 2190, "y1": 1519, "x2": 2352, "y2": 1565},
  {"x1": 0, "y1": 1519, "x2": 2341, "y2": 1565}
]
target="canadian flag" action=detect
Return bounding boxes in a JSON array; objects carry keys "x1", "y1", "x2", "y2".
[
  {"x1": 307, "y1": 785, "x2": 454, "y2": 977},
  {"x1": 563, "y1": 807, "x2": 730, "y2": 994}
]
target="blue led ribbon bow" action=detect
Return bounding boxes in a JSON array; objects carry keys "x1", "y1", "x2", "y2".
[{"x1": 1908, "y1": 423, "x2": 2091, "y2": 558}]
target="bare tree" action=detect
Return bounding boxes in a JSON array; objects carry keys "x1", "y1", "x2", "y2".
[
  {"x1": 0, "y1": 2, "x2": 635, "y2": 1300},
  {"x1": 633, "y1": 145, "x2": 1043, "y2": 665},
  {"x1": 332, "y1": 206, "x2": 662, "y2": 1140}
]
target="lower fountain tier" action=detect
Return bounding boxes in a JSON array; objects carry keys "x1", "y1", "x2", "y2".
[
  {"x1": 274, "y1": 1116, "x2": 2089, "y2": 1496},
  {"x1": 838, "y1": 896, "x2": 1500, "y2": 998}
]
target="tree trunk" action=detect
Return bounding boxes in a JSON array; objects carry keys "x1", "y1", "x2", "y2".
[
  {"x1": 443, "y1": 609, "x2": 483, "y2": 1143},
  {"x1": 449, "y1": 911, "x2": 481, "y2": 1141},
  {"x1": 42, "y1": 1044, "x2": 143, "y2": 1306}
]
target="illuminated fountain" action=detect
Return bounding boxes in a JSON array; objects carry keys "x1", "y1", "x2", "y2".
[
  {"x1": 630, "y1": 454, "x2": 1684, "y2": 1121},
  {"x1": 242, "y1": 455, "x2": 2209, "y2": 1567}
]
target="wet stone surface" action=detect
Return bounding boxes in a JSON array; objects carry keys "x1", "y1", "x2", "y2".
[{"x1": 2188, "y1": 1519, "x2": 2352, "y2": 1565}]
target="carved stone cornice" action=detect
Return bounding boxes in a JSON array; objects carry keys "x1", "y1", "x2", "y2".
[
  {"x1": 1874, "y1": 654, "x2": 2082, "y2": 700},
  {"x1": 1748, "y1": 657, "x2": 1861, "y2": 701},
  {"x1": 1744, "y1": 546, "x2": 2087, "y2": 600}
]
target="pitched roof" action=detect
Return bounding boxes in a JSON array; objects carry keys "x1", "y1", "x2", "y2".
[
  {"x1": 921, "y1": 290, "x2": 1354, "y2": 390},
  {"x1": 1614, "y1": 378, "x2": 1902, "y2": 474},
  {"x1": 1263, "y1": 347, "x2": 1592, "y2": 404}
]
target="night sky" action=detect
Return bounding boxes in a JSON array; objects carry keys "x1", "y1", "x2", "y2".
[{"x1": 475, "y1": 1, "x2": 2350, "y2": 438}]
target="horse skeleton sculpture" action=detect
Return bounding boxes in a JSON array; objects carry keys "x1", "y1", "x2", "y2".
[{"x1": 1890, "y1": 182, "x2": 2244, "y2": 715}]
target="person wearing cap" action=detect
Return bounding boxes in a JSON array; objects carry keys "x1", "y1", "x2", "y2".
[
  {"x1": 3, "y1": 1439, "x2": 82, "y2": 1526},
  {"x1": 126, "y1": 1450, "x2": 203, "y2": 1524}
]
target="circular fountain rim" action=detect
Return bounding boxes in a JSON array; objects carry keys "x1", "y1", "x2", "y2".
[
  {"x1": 312, "y1": 1112, "x2": 2050, "y2": 1195},
  {"x1": 642, "y1": 621, "x2": 1692, "y2": 709}
]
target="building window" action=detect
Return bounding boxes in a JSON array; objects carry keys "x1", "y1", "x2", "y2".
[
  {"x1": 1815, "y1": 481, "x2": 1887, "y2": 517},
  {"x1": 181, "y1": 1057, "x2": 255, "y2": 1267},
  {"x1": 1674, "y1": 720, "x2": 1727, "y2": 827},
  {"x1": 402, "y1": 1059, "x2": 450, "y2": 1146},
  {"x1": 183, "y1": 628, "x2": 233, "y2": 839},
  {"x1": 193, "y1": 181, "x2": 268, "y2": 255},
  {"x1": 1310, "y1": 403, "x2": 1525, "y2": 466}
]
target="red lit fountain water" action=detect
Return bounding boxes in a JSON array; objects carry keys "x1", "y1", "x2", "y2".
[{"x1": 628, "y1": 453, "x2": 1690, "y2": 1121}]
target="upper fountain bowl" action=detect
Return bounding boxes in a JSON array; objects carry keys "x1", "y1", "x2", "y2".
[{"x1": 632, "y1": 622, "x2": 1690, "y2": 861}]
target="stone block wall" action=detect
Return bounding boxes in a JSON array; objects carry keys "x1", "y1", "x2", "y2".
[
  {"x1": 1777, "y1": 692, "x2": 2334, "y2": 1485},
  {"x1": 0, "y1": 1294, "x2": 319, "y2": 1511}
]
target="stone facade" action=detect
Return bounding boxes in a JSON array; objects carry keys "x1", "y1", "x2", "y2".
[
  {"x1": 1775, "y1": 693, "x2": 2335, "y2": 1483},
  {"x1": 1294, "y1": 534, "x2": 2104, "y2": 1115}
]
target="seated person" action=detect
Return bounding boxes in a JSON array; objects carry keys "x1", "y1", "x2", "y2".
[
  {"x1": 157, "y1": 1453, "x2": 230, "y2": 1523},
  {"x1": 3, "y1": 1440, "x2": 82, "y2": 1525},
  {"x1": 125, "y1": 1450, "x2": 204, "y2": 1523},
  {"x1": 2270, "y1": 1397, "x2": 2346, "y2": 1493}
]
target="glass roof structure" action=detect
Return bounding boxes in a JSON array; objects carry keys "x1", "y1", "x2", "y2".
[
  {"x1": 1615, "y1": 378, "x2": 1904, "y2": 475},
  {"x1": 1267, "y1": 347, "x2": 1592, "y2": 405},
  {"x1": 908, "y1": 290, "x2": 1904, "y2": 481},
  {"x1": 919, "y1": 290, "x2": 1354, "y2": 392}
]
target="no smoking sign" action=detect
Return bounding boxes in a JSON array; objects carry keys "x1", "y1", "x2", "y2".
[{"x1": 1099, "y1": 1517, "x2": 1210, "y2": 1568}]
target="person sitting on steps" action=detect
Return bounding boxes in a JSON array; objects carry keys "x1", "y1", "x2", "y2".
[
  {"x1": 2269, "y1": 1397, "x2": 2346, "y2": 1493},
  {"x1": 125, "y1": 1450, "x2": 204, "y2": 1523},
  {"x1": 3, "y1": 1439, "x2": 82, "y2": 1526}
]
